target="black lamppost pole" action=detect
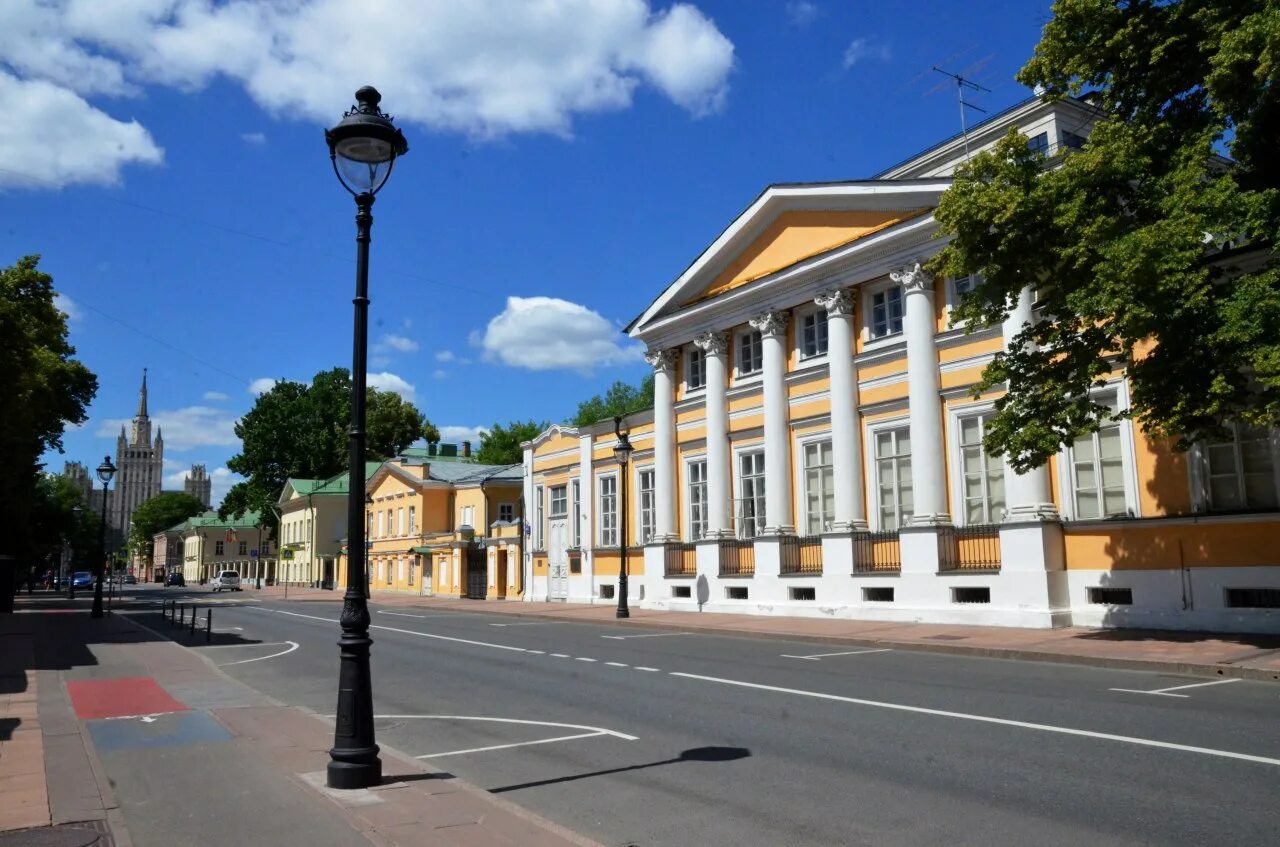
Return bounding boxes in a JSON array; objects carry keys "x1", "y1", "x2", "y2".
[
  {"x1": 91, "y1": 456, "x2": 116, "y2": 619},
  {"x1": 613, "y1": 416, "x2": 634, "y2": 619},
  {"x1": 324, "y1": 86, "x2": 407, "y2": 791}
]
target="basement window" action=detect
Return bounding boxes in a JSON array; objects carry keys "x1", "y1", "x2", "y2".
[
  {"x1": 863, "y1": 587, "x2": 894, "y2": 603},
  {"x1": 599, "y1": 584, "x2": 615, "y2": 600},
  {"x1": 790, "y1": 586, "x2": 816, "y2": 601},
  {"x1": 1088, "y1": 587, "x2": 1133, "y2": 606},
  {"x1": 952, "y1": 586, "x2": 991, "y2": 604},
  {"x1": 672, "y1": 585, "x2": 692, "y2": 599},
  {"x1": 725, "y1": 586, "x2": 749, "y2": 600},
  {"x1": 1225, "y1": 588, "x2": 1280, "y2": 609}
]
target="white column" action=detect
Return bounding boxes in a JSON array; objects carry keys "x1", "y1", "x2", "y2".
[
  {"x1": 1001, "y1": 286, "x2": 1060, "y2": 520},
  {"x1": 695, "y1": 331, "x2": 730, "y2": 538},
  {"x1": 893, "y1": 262, "x2": 951, "y2": 525},
  {"x1": 816, "y1": 289, "x2": 867, "y2": 531},
  {"x1": 578, "y1": 432, "x2": 594, "y2": 575},
  {"x1": 751, "y1": 310, "x2": 794, "y2": 534},
  {"x1": 645, "y1": 348, "x2": 678, "y2": 541},
  {"x1": 521, "y1": 444, "x2": 534, "y2": 594}
]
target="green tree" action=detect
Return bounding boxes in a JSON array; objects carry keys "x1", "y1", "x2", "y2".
[
  {"x1": 128, "y1": 492, "x2": 206, "y2": 567},
  {"x1": 0, "y1": 256, "x2": 97, "y2": 601},
  {"x1": 476, "y1": 420, "x2": 549, "y2": 465},
  {"x1": 931, "y1": 0, "x2": 1280, "y2": 472},
  {"x1": 571, "y1": 374, "x2": 654, "y2": 427},
  {"x1": 221, "y1": 368, "x2": 433, "y2": 520}
]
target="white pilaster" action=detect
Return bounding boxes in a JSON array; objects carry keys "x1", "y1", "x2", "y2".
[
  {"x1": 645, "y1": 348, "x2": 679, "y2": 541},
  {"x1": 521, "y1": 445, "x2": 534, "y2": 598},
  {"x1": 893, "y1": 262, "x2": 951, "y2": 526},
  {"x1": 751, "y1": 310, "x2": 794, "y2": 535},
  {"x1": 579, "y1": 432, "x2": 594, "y2": 578},
  {"x1": 695, "y1": 330, "x2": 731, "y2": 538},
  {"x1": 1000, "y1": 286, "x2": 1060, "y2": 521},
  {"x1": 816, "y1": 289, "x2": 867, "y2": 531}
]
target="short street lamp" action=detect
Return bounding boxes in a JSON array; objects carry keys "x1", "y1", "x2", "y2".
[
  {"x1": 613, "y1": 416, "x2": 634, "y2": 619},
  {"x1": 324, "y1": 86, "x2": 407, "y2": 791},
  {"x1": 91, "y1": 456, "x2": 116, "y2": 619}
]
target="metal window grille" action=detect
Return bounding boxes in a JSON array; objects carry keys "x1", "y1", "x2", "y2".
[
  {"x1": 938, "y1": 524, "x2": 1002, "y2": 571},
  {"x1": 719, "y1": 538, "x2": 756, "y2": 576},
  {"x1": 780, "y1": 535, "x2": 823, "y2": 575},
  {"x1": 852, "y1": 530, "x2": 901, "y2": 573}
]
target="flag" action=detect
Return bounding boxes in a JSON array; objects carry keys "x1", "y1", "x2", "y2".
[{"x1": 226, "y1": 528, "x2": 238, "y2": 543}]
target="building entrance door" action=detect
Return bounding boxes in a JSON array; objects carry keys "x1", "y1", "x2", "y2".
[
  {"x1": 548, "y1": 520, "x2": 568, "y2": 601},
  {"x1": 465, "y1": 546, "x2": 487, "y2": 600}
]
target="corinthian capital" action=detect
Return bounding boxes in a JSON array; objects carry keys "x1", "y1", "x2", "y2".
[
  {"x1": 644, "y1": 347, "x2": 677, "y2": 373},
  {"x1": 890, "y1": 261, "x2": 933, "y2": 294},
  {"x1": 749, "y1": 310, "x2": 788, "y2": 338},
  {"x1": 815, "y1": 288, "x2": 854, "y2": 316},
  {"x1": 693, "y1": 330, "x2": 729, "y2": 356}
]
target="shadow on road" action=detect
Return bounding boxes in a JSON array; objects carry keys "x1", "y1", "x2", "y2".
[{"x1": 490, "y1": 746, "x2": 752, "y2": 794}]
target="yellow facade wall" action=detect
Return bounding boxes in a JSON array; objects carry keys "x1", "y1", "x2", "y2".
[{"x1": 1064, "y1": 519, "x2": 1280, "y2": 570}]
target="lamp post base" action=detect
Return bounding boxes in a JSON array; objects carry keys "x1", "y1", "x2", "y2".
[{"x1": 326, "y1": 753, "x2": 382, "y2": 790}]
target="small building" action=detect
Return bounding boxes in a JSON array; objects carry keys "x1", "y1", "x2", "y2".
[
  {"x1": 151, "y1": 526, "x2": 184, "y2": 582},
  {"x1": 177, "y1": 510, "x2": 275, "y2": 585},
  {"x1": 276, "y1": 463, "x2": 379, "y2": 589}
]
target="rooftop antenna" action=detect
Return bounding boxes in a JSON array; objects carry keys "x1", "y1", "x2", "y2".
[{"x1": 932, "y1": 66, "x2": 991, "y2": 161}]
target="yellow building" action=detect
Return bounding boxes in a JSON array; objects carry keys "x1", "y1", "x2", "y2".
[
  {"x1": 336, "y1": 445, "x2": 523, "y2": 599},
  {"x1": 276, "y1": 464, "x2": 377, "y2": 589},
  {"x1": 524, "y1": 95, "x2": 1280, "y2": 633},
  {"x1": 177, "y1": 510, "x2": 274, "y2": 585}
]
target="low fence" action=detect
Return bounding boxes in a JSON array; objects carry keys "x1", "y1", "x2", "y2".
[
  {"x1": 779, "y1": 535, "x2": 823, "y2": 575},
  {"x1": 665, "y1": 543, "x2": 697, "y2": 577},
  {"x1": 939, "y1": 524, "x2": 1002, "y2": 571},
  {"x1": 852, "y1": 530, "x2": 902, "y2": 573},
  {"x1": 719, "y1": 538, "x2": 756, "y2": 576}
]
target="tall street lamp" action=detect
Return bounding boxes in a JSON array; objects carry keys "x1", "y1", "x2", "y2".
[
  {"x1": 613, "y1": 416, "x2": 634, "y2": 619},
  {"x1": 91, "y1": 456, "x2": 116, "y2": 619},
  {"x1": 324, "y1": 85, "x2": 407, "y2": 791}
]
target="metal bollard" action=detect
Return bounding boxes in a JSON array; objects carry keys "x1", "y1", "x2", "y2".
[
  {"x1": 206, "y1": 609, "x2": 212, "y2": 643},
  {"x1": 190, "y1": 605, "x2": 196, "y2": 636}
]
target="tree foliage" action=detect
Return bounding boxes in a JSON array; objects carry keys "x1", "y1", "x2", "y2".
[
  {"x1": 571, "y1": 374, "x2": 654, "y2": 427},
  {"x1": 129, "y1": 492, "x2": 205, "y2": 563},
  {"x1": 476, "y1": 420, "x2": 549, "y2": 465},
  {"x1": 0, "y1": 256, "x2": 97, "y2": 565},
  {"x1": 931, "y1": 0, "x2": 1280, "y2": 471},
  {"x1": 220, "y1": 367, "x2": 434, "y2": 520},
  {"x1": 27, "y1": 474, "x2": 102, "y2": 571}
]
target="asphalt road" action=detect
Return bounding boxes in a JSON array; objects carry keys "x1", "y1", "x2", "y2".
[{"x1": 127, "y1": 586, "x2": 1280, "y2": 847}]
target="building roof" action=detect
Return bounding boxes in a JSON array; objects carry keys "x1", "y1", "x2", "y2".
[{"x1": 168, "y1": 509, "x2": 265, "y2": 533}]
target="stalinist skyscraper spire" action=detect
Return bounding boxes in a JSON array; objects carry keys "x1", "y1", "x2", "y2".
[{"x1": 111, "y1": 368, "x2": 163, "y2": 539}]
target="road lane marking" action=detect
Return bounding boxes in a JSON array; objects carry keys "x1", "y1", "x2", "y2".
[
  {"x1": 575, "y1": 657, "x2": 597, "y2": 662},
  {"x1": 671, "y1": 672, "x2": 1280, "y2": 767},
  {"x1": 601, "y1": 632, "x2": 690, "y2": 640},
  {"x1": 527, "y1": 650, "x2": 546, "y2": 654},
  {"x1": 417, "y1": 732, "x2": 605, "y2": 759},
  {"x1": 203, "y1": 640, "x2": 295, "y2": 649},
  {"x1": 781, "y1": 648, "x2": 892, "y2": 660},
  {"x1": 260, "y1": 609, "x2": 533, "y2": 655},
  {"x1": 217, "y1": 641, "x2": 300, "y2": 666},
  {"x1": 489, "y1": 622, "x2": 556, "y2": 627},
  {"x1": 635, "y1": 667, "x2": 661, "y2": 672},
  {"x1": 368, "y1": 715, "x2": 638, "y2": 741},
  {"x1": 1110, "y1": 678, "x2": 1242, "y2": 698},
  {"x1": 550, "y1": 653, "x2": 571, "y2": 658},
  {"x1": 377, "y1": 611, "x2": 458, "y2": 620},
  {"x1": 605, "y1": 662, "x2": 628, "y2": 667}
]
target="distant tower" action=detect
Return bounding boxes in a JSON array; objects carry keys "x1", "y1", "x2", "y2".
[
  {"x1": 185, "y1": 464, "x2": 212, "y2": 507},
  {"x1": 111, "y1": 369, "x2": 163, "y2": 540}
]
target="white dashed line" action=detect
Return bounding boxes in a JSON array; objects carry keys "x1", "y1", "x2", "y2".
[
  {"x1": 605, "y1": 662, "x2": 628, "y2": 668},
  {"x1": 551, "y1": 653, "x2": 571, "y2": 658},
  {"x1": 635, "y1": 666, "x2": 661, "y2": 672},
  {"x1": 575, "y1": 657, "x2": 597, "y2": 662},
  {"x1": 527, "y1": 650, "x2": 546, "y2": 654}
]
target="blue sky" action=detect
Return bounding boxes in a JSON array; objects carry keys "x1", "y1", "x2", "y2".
[{"x1": 5, "y1": 0, "x2": 1052, "y2": 504}]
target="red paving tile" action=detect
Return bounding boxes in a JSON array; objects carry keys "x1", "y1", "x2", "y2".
[{"x1": 66, "y1": 676, "x2": 188, "y2": 720}]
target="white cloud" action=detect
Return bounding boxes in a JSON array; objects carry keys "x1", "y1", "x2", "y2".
[
  {"x1": 240, "y1": 132, "x2": 266, "y2": 144},
  {"x1": 54, "y1": 291, "x2": 81, "y2": 322},
  {"x1": 435, "y1": 350, "x2": 456, "y2": 363},
  {"x1": 476, "y1": 296, "x2": 642, "y2": 374},
  {"x1": 439, "y1": 425, "x2": 488, "y2": 446},
  {"x1": 785, "y1": 2, "x2": 820, "y2": 27},
  {"x1": 97, "y1": 406, "x2": 237, "y2": 451},
  {"x1": 842, "y1": 38, "x2": 891, "y2": 69},
  {"x1": 367, "y1": 371, "x2": 415, "y2": 401},
  {"x1": 370, "y1": 355, "x2": 392, "y2": 368},
  {"x1": 209, "y1": 467, "x2": 239, "y2": 507},
  {"x1": 248, "y1": 377, "x2": 278, "y2": 396},
  {"x1": 0, "y1": 1, "x2": 735, "y2": 190},
  {"x1": 0, "y1": 71, "x2": 163, "y2": 189},
  {"x1": 432, "y1": 369, "x2": 448, "y2": 380},
  {"x1": 202, "y1": 391, "x2": 230, "y2": 402},
  {"x1": 377, "y1": 333, "x2": 419, "y2": 354}
]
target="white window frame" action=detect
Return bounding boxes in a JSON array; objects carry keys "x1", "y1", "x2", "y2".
[
  {"x1": 597, "y1": 473, "x2": 619, "y2": 548},
  {"x1": 795, "y1": 432, "x2": 834, "y2": 535},
  {"x1": 460, "y1": 504, "x2": 475, "y2": 528},
  {"x1": 795, "y1": 305, "x2": 829, "y2": 362},
  {"x1": 550, "y1": 484, "x2": 568, "y2": 518},
  {"x1": 533, "y1": 484, "x2": 545, "y2": 551},
  {"x1": 864, "y1": 416, "x2": 913, "y2": 532},
  {"x1": 377, "y1": 511, "x2": 385, "y2": 538},
  {"x1": 863, "y1": 279, "x2": 905, "y2": 343},
  {"x1": 945, "y1": 273, "x2": 982, "y2": 327},
  {"x1": 947, "y1": 402, "x2": 1008, "y2": 525},
  {"x1": 685, "y1": 346, "x2": 706, "y2": 393},
  {"x1": 734, "y1": 445, "x2": 767, "y2": 539},
  {"x1": 735, "y1": 328, "x2": 763, "y2": 380},
  {"x1": 684, "y1": 456, "x2": 708, "y2": 541},
  {"x1": 397, "y1": 507, "x2": 404, "y2": 536},
  {"x1": 636, "y1": 465, "x2": 656, "y2": 544},
  {"x1": 1055, "y1": 381, "x2": 1141, "y2": 521},
  {"x1": 408, "y1": 505, "x2": 416, "y2": 534},
  {"x1": 1187, "y1": 423, "x2": 1280, "y2": 513},
  {"x1": 571, "y1": 478, "x2": 581, "y2": 548}
]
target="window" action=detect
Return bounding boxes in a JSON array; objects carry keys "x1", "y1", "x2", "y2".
[
  {"x1": 377, "y1": 510, "x2": 385, "y2": 538},
  {"x1": 366, "y1": 511, "x2": 373, "y2": 538},
  {"x1": 1026, "y1": 131, "x2": 1049, "y2": 155},
  {"x1": 571, "y1": 480, "x2": 581, "y2": 547},
  {"x1": 261, "y1": 541, "x2": 270, "y2": 555},
  {"x1": 398, "y1": 557, "x2": 406, "y2": 584},
  {"x1": 408, "y1": 556, "x2": 416, "y2": 586},
  {"x1": 1200, "y1": 423, "x2": 1279, "y2": 512},
  {"x1": 215, "y1": 540, "x2": 224, "y2": 556},
  {"x1": 738, "y1": 330, "x2": 762, "y2": 375},
  {"x1": 638, "y1": 469, "x2": 656, "y2": 543},
  {"x1": 870, "y1": 286, "x2": 904, "y2": 338},
  {"x1": 737, "y1": 451, "x2": 766, "y2": 538},
  {"x1": 238, "y1": 541, "x2": 248, "y2": 556},
  {"x1": 1070, "y1": 393, "x2": 1129, "y2": 519},
  {"x1": 686, "y1": 348, "x2": 706, "y2": 391},
  {"x1": 498, "y1": 503, "x2": 515, "y2": 523},
  {"x1": 534, "y1": 485, "x2": 545, "y2": 550},
  {"x1": 396, "y1": 507, "x2": 404, "y2": 536},
  {"x1": 460, "y1": 505, "x2": 475, "y2": 528},
  {"x1": 408, "y1": 506, "x2": 416, "y2": 534},
  {"x1": 1061, "y1": 129, "x2": 1087, "y2": 150},
  {"x1": 386, "y1": 509, "x2": 392, "y2": 537},
  {"x1": 800, "y1": 310, "x2": 829, "y2": 358},
  {"x1": 875, "y1": 427, "x2": 913, "y2": 531},
  {"x1": 958, "y1": 415, "x2": 1006, "y2": 524},
  {"x1": 953, "y1": 273, "x2": 980, "y2": 297},
  {"x1": 599, "y1": 476, "x2": 618, "y2": 547},
  {"x1": 550, "y1": 485, "x2": 568, "y2": 517},
  {"x1": 803, "y1": 440, "x2": 834, "y2": 534},
  {"x1": 687, "y1": 461, "x2": 707, "y2": 540}
]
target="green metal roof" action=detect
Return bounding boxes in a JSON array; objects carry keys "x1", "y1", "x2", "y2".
[{"x1": 169, "y1": 509, "x2": 265, "y2": 532}]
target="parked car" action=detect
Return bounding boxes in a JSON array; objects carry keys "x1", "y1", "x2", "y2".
[
  {"x1": 164, "y1": 572, "x2": 186, "y2": 587},
  {"x1": 210, "y1": 570, "x2": 242, "y2": 592},
  {"x1": 123, "y1": 574, "x2": 137, "y2": 585},
  {"x1": 71, "y1": 571, "x2": 94, "y2": 589}
]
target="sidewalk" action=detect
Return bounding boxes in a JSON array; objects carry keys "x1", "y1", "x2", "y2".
[
  {"x1": 0, "y1": 598, "x2": 601, "y2": 847},
  {"x1": 254, "y1": 585, "x2": 1280, "y2": 681}
]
